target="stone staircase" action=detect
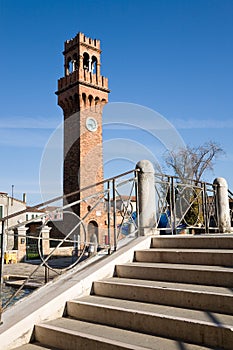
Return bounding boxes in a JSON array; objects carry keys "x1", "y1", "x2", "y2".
[{"x1": 14, "y1": 235, "x2": 233, "y2": 350}]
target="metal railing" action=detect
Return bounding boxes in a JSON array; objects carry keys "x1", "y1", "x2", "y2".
[
  {"x1": 0, "y1": 169, "x2": 139, "y2": 317},
  {"x1": 154, "y1": 173, "x2": 219, "y2": 234},
  {"x1": 228, "y1": 189, "x2": 233, "y2": 226}
]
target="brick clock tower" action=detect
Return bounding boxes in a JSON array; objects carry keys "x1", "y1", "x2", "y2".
[{"x1": 56, "y1": 32, "x2": 110, "y2": 246}]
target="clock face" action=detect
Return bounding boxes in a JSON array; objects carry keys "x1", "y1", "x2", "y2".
[{"x1": 86, "y1": 117, "x2": 98, "y2": 132}]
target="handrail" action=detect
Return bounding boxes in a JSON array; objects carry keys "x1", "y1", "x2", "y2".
[
  {"x1": 2, "y1": 168, "x2": 215, "y2": 225},
  {"x1": 154, "y1": 172, "x2": 215, "y2": 187},
  {"x1": 0, "y1": 168, "x2": 138, "y2": 223}
]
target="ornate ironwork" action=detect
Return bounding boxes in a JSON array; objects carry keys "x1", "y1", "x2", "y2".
[{"x1": 154, "y1": 173, "x2": 219, "y2": 234}]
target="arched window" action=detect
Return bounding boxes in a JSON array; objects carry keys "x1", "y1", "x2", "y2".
[
  {"x1": 72, "y1": 53, "x2": 78, "y2": 71},
  {"x1": 66, "y1": 55, "x2": 78, "y2": 75},
  {"x1": 95, "y1": 97, "x2": 100, "y2": 112},
  {"x1": 88, "y1": 95, "x2": 93, "y2": 107},
  {"x1": 83, "y1": 52, "x2": 90, "y2": 71},
  {"x1": 82, "y1": 93, "x2": 86, "y2": 107},
  {"x1": 66, "y1": 57, "x2": 72, "y2": 75},
  {"x1": 88, "y1": 220, "x2": 99, "y2": 244},
  {"x1": 91, "y1": 56, "x2": 98, "y2": 74}
]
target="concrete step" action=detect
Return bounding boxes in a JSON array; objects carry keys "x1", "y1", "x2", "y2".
[
  {"x1": 151, "y1": 235, "x2": 233, "y2": 249},
  {"x1": 32, "y1": 317, "x2": 218, "y2": 350},
  {"x1": 134, "y1": 248, "x2": 233, "y2": 266},
  {"x1": 67, "y1": 295, "x2": 233, "y2": 349},
  {"x1": 93, "y1": 277, "x2": 233, "y2": 314},
  {"x1": 115, "y1": 262, "x2": 233, "y2": 287},
  {"x1": 11, "y1": 235, "x2": 233, "y2": 350}
]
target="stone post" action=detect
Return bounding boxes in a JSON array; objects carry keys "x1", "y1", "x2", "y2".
[
  {"x1": 136, "y1": 160, "x2": 157, "y2": 235},
  {"x1": 37, "y1": 225, "x2": 52, "y2": 257},
  {"x1": 17, "y1": 226, "x2": 28, "y2": 262},
  {"x1": 213, "y1": 177, "x2": 231, "y2": 233}
]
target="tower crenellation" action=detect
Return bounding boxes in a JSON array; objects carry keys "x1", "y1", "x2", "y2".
[
  {"x1": 56, "y1": 32, "x2": 109, "y2": 117},
  {"x1": 65, "y1": 32, "x2": 101, "y2": 52},
  {"x1": 57, "y1": 68, "x2": 109, "y2": 92}
]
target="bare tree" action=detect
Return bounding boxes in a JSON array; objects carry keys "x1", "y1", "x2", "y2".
[{"x1": 164, "y1": 141, "x2": 224, "y2": 182}]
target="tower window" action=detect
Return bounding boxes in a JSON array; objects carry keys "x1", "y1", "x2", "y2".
[
  {"x1": 73, "y1": 53, "x2": 78, "y2": 71},
  {"x1": 66, "y1": 56, "x2": 77, "y2": 75},
  {"x1": 66, "y1": 57, "x2": 72, "y2": 75},
  {"x1": 83, "y1": 52, "x2": 90, "y2": 71},
  {"x1": 88, "y1": 95, "x2": 93, "y2": 107},
  {"x1": 95, "y1": 97, "x2": 100, "y2": 111},
  {"x1": 91, "y1": 56, "x2": 97, "y2": 74},
  {"x1": 82, "y1": 93, "x2": 87, "y2": 107}
]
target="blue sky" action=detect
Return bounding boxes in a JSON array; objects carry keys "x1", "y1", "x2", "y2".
[{"x1": 0, "y1": 0, "x2": 232, "y2": 205}]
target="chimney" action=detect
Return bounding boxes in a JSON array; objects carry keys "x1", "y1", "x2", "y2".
[{"x1": 23, "y1": 193, "x2": 27, "y2": 203}]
